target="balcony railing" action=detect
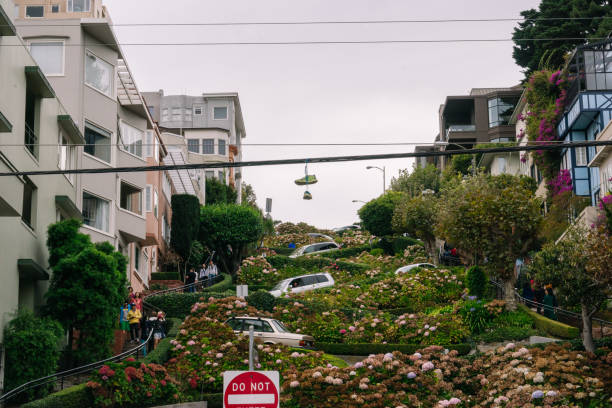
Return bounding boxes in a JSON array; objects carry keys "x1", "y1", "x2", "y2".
[
  {"x1": 24, "y1": 123, "x2": 38, "y2": 157},
  {"x1": 445, "y1": 125, "x2": 476, "y2": 140}
]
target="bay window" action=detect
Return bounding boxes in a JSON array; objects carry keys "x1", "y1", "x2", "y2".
[
  {"x1": 82, "y1": 192, "x2": 110, "y2": 232},
  {"x1": 85, "y1": 52, "x2": 113, "y2": 97},
  {"x1": 120, "y1": 121, "x2": 144, "y2": 158}
]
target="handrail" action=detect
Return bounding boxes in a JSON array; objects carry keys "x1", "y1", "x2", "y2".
[{"x1": 0, "y1": 273, "x2": 223, "y2": 402}]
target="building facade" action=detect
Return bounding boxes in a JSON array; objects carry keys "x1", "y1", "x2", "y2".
[{"x1": 142, "y1": 90, "x2": 246, "y2": 202}]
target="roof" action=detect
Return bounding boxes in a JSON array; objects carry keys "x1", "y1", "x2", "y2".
[
  {"x1": 469, "y1": 85, "x2": 522, "y2": 96},
  {"x1": 164, "y1": 150, "x2": 197, "y2": 196}
]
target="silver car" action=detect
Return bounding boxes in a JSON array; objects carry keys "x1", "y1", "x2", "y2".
[
  {"x1": 268, "y1": 272, "x2": 335, "y2": 297},
  {"x1": 225, "y1": 316, "x2": 315, "y2": 348},
  {"x1": 289, "y1": 242, "x2": 339, "y2": 258},
  {"x1": 395, "y1": 263, "x2": 437, "y2": 274}
]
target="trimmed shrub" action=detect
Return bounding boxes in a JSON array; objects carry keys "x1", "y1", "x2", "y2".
[
  {"x1": 266, "y1": 255, "x2": 369, "y2": 275},
  {"x1": 247, "y1": 290, "x2": 276, "y2": 312},
  {"x1": 370, "y1": 248, "x2": 384, "y2": 256},
  {"x1": 475, "y1": 326, "x2": 538, "y2": 343},
  {"x1": 21, "y1": 384, "x2": 93, "y2": 408},
  {"x1": 519, "y1": 305, "x2": 580, "y2": 339},
  {"x1": 142, "y1": 337, "x2": 173, "y2": 364},
  {"x1": 268, "y1": 247, "x2": 295, "y2": 256},
  {"x1": 207, "y1": 273, "x2": 233, "y2": 292},
  {"x1": 320, "y1": 244, "x2": 372, "y2": 259},
  {"x1": 316, "y1": 342, "x2": 472, "y2": 356},
  {"x1": 466, "y1": 265, "x2": 487, "y2": 298},
  {"x1": 391, "y1": 236, "x2": 422, "y2": 254},
  {"x1": 170, "y1": 194, "x2": 201, "y2": 264},
  {"x1": 3, "y1": 311, "x2": 63, "y2": 401},
  {"x1": 151, "y1": 272, "x2": 180, "y2": 281},
  {"x1": 146, "y1": 291, "x2": 234, "y2": 319}
]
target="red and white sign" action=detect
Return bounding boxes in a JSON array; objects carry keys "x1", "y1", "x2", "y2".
[{"x1": 223, "y1": 371, "x2": 279, "y2": 408}]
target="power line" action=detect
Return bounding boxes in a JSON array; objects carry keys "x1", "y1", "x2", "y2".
[
  {"x1": 0, "y1": 37, "x2": 607, "y2": 47},
  {"x1": 7, "y1": 16, "x2": 612, "y2": 28},
  {"x1": 2, "y1": 140, "x2": 610, "y2": 178}
]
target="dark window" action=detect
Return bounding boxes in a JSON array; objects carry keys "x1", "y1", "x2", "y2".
[
  {"x1": 134, "y1": 246, "x2": 139, "y2": 271},
  {"x1": 22, "y1": 178, "x2": 36, "y2": 229},
  {"x1": 243, "y1": 319, "x2": 263, "y2": 331},
  {"x1": 187, "y1": 139, "x2": 199, "y2": 153},
  {"x1": 301, "y1": 276, "x2": 317, "y2": 285},
  {"x1": 26, "y1": 6, "x2": 44, "y2": 17},
  {"x1": 261, "y1": 321, "x2": 274, "y2": 333},
  {"x1": 51, "y1": 4, "x2": 59, "y2": 12},
  {"x1": 316, "y1": 275, "x2": 329, "y2": 283},
  {"x1": 202, "y1": 139, "x2": 214, "y2": 154},
  {"x1": 24, "y1": 87, "x2": 38, "y2": 157},
  {"x1": 303, "y1": 246, "x2": 316, "y2": 254},
  {"x1": 290, "y1": 278, "x2": 303, "y2": 288},
  {"x1": 218, "y1": 139, "x2": 226, "y2": 155},
  {"x1": 214, "y1": 106, "x2": 227, "y2": 120},
  {"x1": 488, "y1": 96, "x2": 519, "y2": 128},
  {"x1": 227, "y1": 319, "x2": 243, "y2": 331},
  {"x1": 120, "y1": 182, "x2": 142, "y2": 215},
  {"x1": 84, "y1": 123, "x2": 111, "y2": 162},
  {"x1": 194, "y1": 107, "x2": 203, "y2": 115}
]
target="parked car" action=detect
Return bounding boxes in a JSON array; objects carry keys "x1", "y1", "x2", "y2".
[
  {"x1": 332, "y1": 225, "x2": 359, "y2": 234},
  {"x1": 394, "y1": 263, "x2": 437, "y2": 274},
  {"x1": 225, "y1": 316, "x2": 315, "y2": 348},
  {"x1": 289, "y1": 242, "x2": 340, "y2": 258},
  {"x1": 268, "y1": 272, "x2": 335, "y2": 297}
]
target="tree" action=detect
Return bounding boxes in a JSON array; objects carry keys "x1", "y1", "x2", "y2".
[
  {"x1": 241, "y1": 183, "x2": 258, "y2": 208},
  {"x1": 512, "y1": 0, "x2": 612, "y2": 78},
  {"x1": 390, "y1": 164, "x2": 441, "y2": 196},
  {"x1": 437, "y1": 175, "x2": 542, "y2": 310},
  {"x1": 358, "y1": 192, "x2": 404, "y2": 237},
  {"x1": 206, "y1": 177, "x2": 238, "y2": 205},
  {"x1": 170, "y1": 194, "x2": 201, "y2": 278},
  {"x1": 45, "y1": 220, "x2": 126, "y2": 365},
  {"x1": 199, "y1": 204, "x2": 263, "y2": 275},
  {"x1": 392, "y1": 194, "x2": 438, "y2": 259},
  {"x1": 531, "y1": 227, "x2": 612, "y2": 352}
]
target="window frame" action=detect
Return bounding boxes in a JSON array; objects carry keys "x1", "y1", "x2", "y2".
[
  {"x1": 202, "y1": 138, "x2": 215, "y2": 154},
  {"x1": 218, "y1": 139, "x2": 226, "y2": 155},
  {"x1": 21, "y1": 177, "x2": 37, "y2": 230},
  {"x1": 29, "y1": 39, "x2": 65, "y2": 76},
  {"x1": 213, "y1": 106, "x2": 228, "y2": 120},
  {"x1": 119, "y1": 119, "x2": 145, "y2": 159},
  {"x1": 67, "y1": 0, "x2": 91, "y2": 13},
  {"x1": 187, "y1": 138, "x2": 200, "y2": 153},
  {"x1": 119, "y1": 180, "x2": 143, "y2": 216},
  {"x1": 153, "y1": 189, "x2": 159, "y2": 218},
  {"x1": 193, "y1": 106, "x2": 203, "y2": 115},
  {"x1": 25, "y1": 5, "x2": 44, "y2": 18},
  {"x1": 84, "y1": 50, "x2": 115, "y2": 98},
  {"x1": 82, "y1": 190, "x2": 111, "y2": 234},
  {"x1": 145, "y1": 185, "x2": 152, "y2": 212},
  {"x1": 84, "y1": 121, "x2": 112, "y2": 164}
]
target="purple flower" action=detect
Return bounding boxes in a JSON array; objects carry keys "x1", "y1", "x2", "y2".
[
  {"x1": 407, "y1": 372, "x2": 417, "y2": 379},
  {"x1": 531, "y1": 390, "x2": 544, "y2": 399}
]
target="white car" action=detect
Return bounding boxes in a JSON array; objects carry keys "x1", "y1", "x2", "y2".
[
  {"x1": 268, "y1": 272, "x2": 335, "y2": 297},
  {"x1": 289, "y1": 242, "x2": 340, "y2": 258},
  {"x1": 225, "y1": 316, "x2": 315, "y2": 348},
  {"x1": 394, "y1": 263, "x2": 437, "y2": 274}
]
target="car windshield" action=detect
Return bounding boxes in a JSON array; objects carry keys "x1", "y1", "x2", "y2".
[
  {"x1": 271, "y1": 280, "x2": 287, "y2": 291},
  {"x1": 271, "y1": 319, "x2": 291, "y2": 333}
]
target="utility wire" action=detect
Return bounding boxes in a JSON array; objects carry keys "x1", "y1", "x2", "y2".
[
  {"x1": 7, "y1": 16, "x2": 612, "y2": 27},
  {"x1": 2, "y1": 140, "x2": 610, "y2": 178},
  {"x1": 0, "y1": 37, "x2": 608, "y2": 47}
]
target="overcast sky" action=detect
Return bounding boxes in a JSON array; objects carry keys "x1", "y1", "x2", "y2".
[{"x1": 105, "y1": 0, "x2": 539, "y2": 229}]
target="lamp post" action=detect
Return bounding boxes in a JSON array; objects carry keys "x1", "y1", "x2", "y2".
[
  {"x1": 434, "y1": 141, "x2": 475, "y2": 176},
  {"x1": 366, "y1": 166, "x2": 386, "y2": 194}
]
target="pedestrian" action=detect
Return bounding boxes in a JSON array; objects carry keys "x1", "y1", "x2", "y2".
[
  {"x1": 119, "y1": 302, "x2": 130, "y2": 333},
  {"x1": 127, "y1": 303, "x2": 142, "y2": 343},
  {"x1": 199, "y1": 263, "x2": 208, "y2": 289},
  {"x1": 153, "y1": 311, "x2": 166, "y2": 349},
  {"x1": 543, "y1": 288, "x2": 557, "y2": 320},
  {"x1": 127, "y1": 286, "x2": 135, "y2": 304},
  {"x1": 185, "y1": 268, "x2": 197, "y2": 292},
  {"x1": 522, "y1": 280, "x2": 534, "y2": 304},
  {"x1": 205, "y1": 260, "x2": 218, "y2": 286},
  {"x1": 534, "y1": 282, "x2": 546, "y2": 314},
  {"x1": 134, "y1": 293, "x2": 143, "y2": 312}
]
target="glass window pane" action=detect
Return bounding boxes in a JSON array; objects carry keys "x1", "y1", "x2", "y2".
[
  {"x1": 213, "y1": 107, "x2": 227, "y2": 120},
  {"x1": 120, "y1": 122, "x2": 143, "y2": 158},
  {"x1": 595, "y1": 51, "x2": 605, "y2": 73},
  {"x1": 82, "y1": 192, "x2": 109, "y2": 232},
  {"x1": 202, "y1": 139, "x2": 214, "y2": 154},
  {"x1": 84, "y1": 123, "x2": 111, "y2": 162},
  {"x1": 26, "y1": 6, "x2": 44, "y2": 17},
  {"x1": 218, "y1": 139, "x2": 226, "y2": 155},
  {"x1": 575, "y1": 180, "x2": 590, "y2": 196},
  {"x1": 585, "y1": 51, "x2": 595, "y2": 73},
  {"x1": 68, "y1": 0, "x2": 90, "y2": 12},
  {"x1": 30, "y1": 42, "x2": 63, "y2": 75},
  {"x1": 120, "y1": 182, "x2": 142, "y2": 214},
  {"x1": 205, "y1": 170, "x2": 215, "y2": 179},
  {"x1": 187, "y1": 139, "x2": 199, "y2": 153},
  {"x1": 85, "y1": 53, "x2": 113, "y2": 96}
]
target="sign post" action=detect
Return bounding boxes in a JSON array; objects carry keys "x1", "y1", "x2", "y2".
[{"x1": 223, "y1": 371, "x2": 279, "y2": 408}]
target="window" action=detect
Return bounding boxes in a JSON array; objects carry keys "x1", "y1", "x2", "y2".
[
  {"x1": 172, "y1": 108, "x2": 181, "y2": 121},
  {"x1": 26, "y1": 6, "x2": 44, "y2": 17},
  {"x1": 162, "y1": 214, "x2": 171, "y2": 243},
  {"x1": 161, "y1": 108, "x2": 169, "y2": 122},
  {"x1": 120, "y1": 182, "x2": 142, "y2": 215},
  {"x1": 261, "y1": 321, "x2": 274, "y2": 333},
  {"x1": 497, "y1": 157, "x2": 507, "y2": 174},
  {"x1": 85, "y1": 52, "x2": 113, "y2": 97},
  {"x1": 30, "y1": 41, "x2": 64, "y2": 75},
  {"x1": 82, "y1": 192, "x2": 110, "y2": 232},
  {"x1": 316, "y1": 275, "x2": 329, "y2": 283},
  {"x1": 120, "y1": 121, "x2": 144, "y2": 158},
  {"x1": 68, "y1": 0, "x2": 90, "y2": 12},
  {"x1": 144, "y1": 130, "x2": 153, "y2": 158},
  {"x1": 202, "y1": 139, "x2": 214, "y2": 154},
  {"x1": 134, "y1": 245, "x2": 140, "y2": 271},
  {"x1": 153, "y1": 189, "x2": 158, "y2": 218},
  {"x1": 194, "y1": 107, "x2": 203, "y2": 115},
  {"x1": 145, "y1": 185, "x2": 152, "y2": 212},
  {"x1": 22, "y1": 177, "x2": 37, "y2": 229},
  {"x1": 302, "y1": 276, "x2": 317, "y2": 285},
  {"x1": 205, "y1": 170, "x2": 215, "y2": 179},
  {"x1": 575, "y1": 147, "x2": 588, "y2": 166},
  {"x1": 227, "y1": 319, "x2": 242, "y2": 331},
  {"x1": 58, "y1": 131, "x2": 74, "y2": 182},
  {"x1": 84, "y1": 122, "x2": 111, "y2": 163},
  {"x1": 51, "y1": 4, "x2": 59, "y2": 12},
  {"x1": 243, "y1": 319, "x2": 263, "y2": 332},
  {"x1": 187, "y1": 139, "x2": 199, "y2": 153},
  {"x1": 162, "y1": 172, "x2": 172, "y2": 199},
  {"x1": 488, "y1": 96, "x2": 519, "y2": 128},
  {"x1": 24, "y1": 87, "x2": 39, "y2": 158},
  {"x1": 213, "y1": 106, "x2": 227, "y2": 120},
  {"x1": 218, "y1": 139, "x2": 226, "y2": 155},
  {"x1": 218, "y1": 171, "x2": 225, "y2": 182}
]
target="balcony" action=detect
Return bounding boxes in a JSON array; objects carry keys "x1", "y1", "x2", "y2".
[
  {"x1": 589, "y1": 121, "x2": 612, "y2": 167},
  {"x1": 445, "y1": 124, "x2": 476, "y2": 140}
]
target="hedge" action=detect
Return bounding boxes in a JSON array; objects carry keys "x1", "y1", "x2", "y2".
[
  {"x1": 142, "y1": 338, "x2": 172, "y2": 364},
  {"x1": 518, "y1": 304, "x2": 580, "y2": 339},
  {"x1": 21, "y1": 384, "x2": 93, "y2": 408},
  {"x1": 151, "y1": 272, "x2": 181, "y2": 281},
  {"x1": 268, "y1": 247, "x2": 296, "y2": 256},
  {"x1": 316, "y1": 342, "x2": 472, "y2": 356},
  {"x1": 207, "y1": 273, "x2": 233, "y2": 292},
  {"x1": 266, "y1": 255, "x2": 369, "y2": 275},
  {"x1": 146, "y1": 290, "x2": 234, "y2": 319},
  {"x1": 319, "y1": 244, "x2": 372, "y2": 259}
]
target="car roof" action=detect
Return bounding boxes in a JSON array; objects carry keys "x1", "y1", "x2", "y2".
[
  {"x1": 230, "y1": 316, "x2": 276, "y2": 321},
  {"x1": 280, "y1": 272, "x2": 331, "y2": 282}
]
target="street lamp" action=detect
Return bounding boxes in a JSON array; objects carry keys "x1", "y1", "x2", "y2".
[
  {"x1": 366, "y1": 166, "x2": 386, "y2": 194},
  {"x1": 352, "y1": 200, "x2": 366, "y2": 204},
  {"x1": 434, "y1": 141, "x2": 476, "y2": 176}
]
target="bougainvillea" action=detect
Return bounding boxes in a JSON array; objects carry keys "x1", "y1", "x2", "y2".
[{"x1": 548, "y1": 169, "x2": 573, "y2": 196}]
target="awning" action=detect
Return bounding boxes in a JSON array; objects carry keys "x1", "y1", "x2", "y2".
[
  {"x1": 57, "y1": 115, "x2": 85, "y2": 144},
  {"x1": 55, "y1": 195, "x2": 83, "y2": 220},
  {"x1": 25, "y1": 66, "x2": 54, "y2": 98},
  {"x1": 0, "y1": 110, "x2": 12, "y2": 132},
  {"x1": 18, "y1": 259, "x2": 49, "y2": 281},
  {"x1": 0, "y1": 5, "x2": 16, "y2": 37}
]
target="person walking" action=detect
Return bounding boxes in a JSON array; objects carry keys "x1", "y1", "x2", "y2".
[
  {"x1": 120, "y1": 302, "x2": 130, "y2": 334},
  {"x1": 127, "y1": 286, "x2": 135, "y2": 304},
  {"x1": 199, "y1": 263, "x2": 208, "y2": 289},
  {"x1": 185, "y1": 268, "x2": 197, "y2": 292},
  {"x1": 152, "y1": 311, "x2": 166, "y2": 349},
  {"x1": 543, "y1": 288, "x2": 557, "y2": 320},
  {"x1": 127, "y1": 303, "x2": 142, "y2": 343},
  {"x1": 205, "y1": 260, "x2": 218, "y2": 287},
  {"x1": 134, "y1": 293, "x2": 143, "y2": 312},
  {"x1": 534, "y1": 282, "x2": 546, "y2": 314}
]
